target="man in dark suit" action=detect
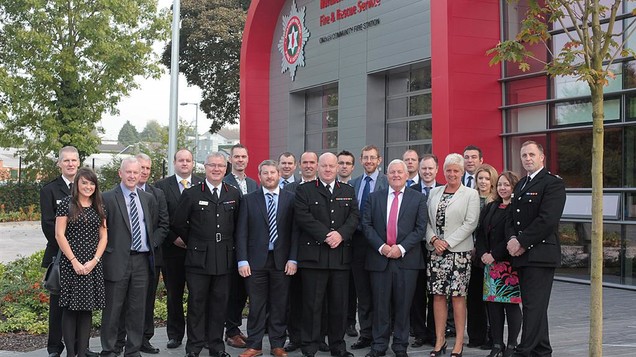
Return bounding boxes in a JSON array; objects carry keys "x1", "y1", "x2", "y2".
[
  {"x1": 402, "y1": 149, "x2": 420, "y2": 187},
  {"x1": 236, "y1": 160, "x2": 299, "y2": 357},
  {"x1": 101, "y1": 157, "x2": 164, "y2": 357},
  {"x1": 506, "y1": 141, "x2": 566, "y2": 357},
  {"x1": 154, "y1": 149, "x2": 203, "y2": 349},
  {"x1": 222, "y1": 143, "x2": 259, "y2": 348},
  {"x1": 337, "y1": 150, "x2": 355, "y2": 185},
  {"x1": 461, "y1": 145, "x2": 483, "y2": 189},
  {"x1": 363, "y1": 159, "x2": 427, "y2": 357},
  {"x1": 115, "y1": 154, "x2": 170, "y2": 354},
  {"x1": 171, "y1": 152, "x2": 242, "y2": 357},
  {"x1": 41, "y1": 146, "x2": 100, "y2": 357},
  {"x1": 348, "y1": 145, "x2": 388, "y2": 350},
  {"x1": 409, "y1": 154, "x2": 441, "y2": 347},
  {"x1": 294, "y1": 152, "x2": 359, "y2": 357},
  {"x1": 278, "y1": 152, "x2": 301, "y2": 189},
  {"x1": 283, "y1": 151, "x2": 318, "y2": 353}
]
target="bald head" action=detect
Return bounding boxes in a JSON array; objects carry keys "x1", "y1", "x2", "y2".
[{"x1": 318, "y1": 153, "x2": 338, "y2": 184}]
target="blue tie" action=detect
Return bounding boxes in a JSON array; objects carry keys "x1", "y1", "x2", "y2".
[
  {"x1": 407, "y1": 179, "x2": 414, "y2": 187},
  {"x1": 129, "y1": 192, "x2": 143, "y2": 251},
  {"x1": 360, "y1": 176, "x2": 372, "y2": 218},
  {"x1": 424, "y1": 186, "x2": 431, "y2": 196},
  {"x1": 266, "y1": 193, "x2": 278, "y2": 248},
  {"x1": 466, "y1": 175, "x2": 473, "y2": 188}
]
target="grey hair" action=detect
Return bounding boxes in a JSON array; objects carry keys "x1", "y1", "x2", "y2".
[
  {"x1": 120, "y1": 157, "x2": 140, "y2": 170},
  {"x1": 206, "y1": 152, "x2": 227, "y2": 163},
  {"x1": 443, "y1": 153, "x2": 465, "y2": 173},
  {"x1": 135, "y1": 153, "x2": 151, "y2": 161},
  {"x1": 387, "y1": 159, "x2": 408, "y2": 172},
  {"x1": 58, "y1": 146, "x2": 79, "y2": 162}
]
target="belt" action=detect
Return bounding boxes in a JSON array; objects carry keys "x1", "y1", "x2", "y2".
[{"x1": 130, "y1": 250, "x2": 149, "y2": 255}]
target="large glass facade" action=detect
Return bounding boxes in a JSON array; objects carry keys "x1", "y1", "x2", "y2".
[
  {"x1": 502, "y1": 1, "x2": 636, "y2": 286},
  {"x1": 305, "y1": 85, "x2": 338, "y2": 152},
  {"x1": 384, "y1": 62, "x2": 432, "y2": 160}
]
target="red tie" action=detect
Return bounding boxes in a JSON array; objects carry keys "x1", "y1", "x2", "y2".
[{"x1": 387, "y1": 191, "x2": 400, "y2": 246}]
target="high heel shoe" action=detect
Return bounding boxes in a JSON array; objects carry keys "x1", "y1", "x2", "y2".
[
  {"x1": 429, "y1": 341, "x2": 447, "y2": 356},
  {"x1": 450, "y1": 348, "x2": 463, "y2": 357},
  {"x1": 487, "y1": 344, "x2": 504, "y2": 357}
]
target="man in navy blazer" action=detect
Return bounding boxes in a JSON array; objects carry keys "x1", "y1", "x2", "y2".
[
  {"x1": 236, "y1": 160, "x2": 299, "y2": 357},
  {"x1": 362, "y1": 159, "x2": 427, "y2": 357},
  {"x1": 348, "y1": 145, "x2": 389, "y2": 349}
]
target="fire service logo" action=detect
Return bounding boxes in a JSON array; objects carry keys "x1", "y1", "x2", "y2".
[{"x1": 278, "y1": 0, "x2": 310, "y2": 80}]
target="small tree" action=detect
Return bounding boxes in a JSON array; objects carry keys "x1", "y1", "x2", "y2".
[
  {"x1": 488, "y1": 1, "x2": 635, "y2": 356},
  {"x1": 118, "y1": 121, "x2": 141, "y2": 147}
]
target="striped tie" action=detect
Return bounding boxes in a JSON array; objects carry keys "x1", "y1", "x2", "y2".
[
  {"x1": 129, "y1": 192, "x2": 143, "y2": 251},
  {"x1": 266, "y1": 192, "x2": 278, "y2": 246}
]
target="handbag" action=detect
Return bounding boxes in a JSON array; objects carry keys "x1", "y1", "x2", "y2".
[{"x1": 43, "y1": 251, "x2": 62, "y2": 294}]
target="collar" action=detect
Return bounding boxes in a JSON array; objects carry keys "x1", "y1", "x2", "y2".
[
  {"x1": 233, "y1": 171, "x2": 246, "y2": 181},
  {"x1": 422, "y1": 180, "x2": 436, "y2": 189},
  {"x1": 280, "y1": 175, "x2": 295, "y2": 183},
  {"x1": 302, "y1": 176, "x2": 316, "y2": 183},
  {"x1": 175, "y1": 174, "x2": 192, "y2": 184},
  {"x1": 263, "y1": 186, "x2": 281, "y2": 196},
  {"x1": 389, "y1": 185, "x2": 406, "y2": 196},
  {"x1": 61, "y1": 175, "x2": 73, "y2": 188},
  {"x1": 205, "y1": 180, "x2": 223, "y2": 193},
  {"x1": 320, "y1": 180, "x2": 335, "y2": 191},
  {"x1": 364, "y1": 170, "x2": 380, "y2": 181},
  {"x1": 120, "y1": 183, "x2": 139, "y2": 197},
  {"x1": 528, "y1": 167, "x2": 544, "y2": 180},
  {"x1": 137, "y1": 183, "x2": 147, "y2": 191}
]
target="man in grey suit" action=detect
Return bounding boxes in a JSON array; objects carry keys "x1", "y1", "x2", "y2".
[
  {"x1": 362, "y1": 159, "x2": 427, "y2": 357},
  {"x1": 349, "y1": 145, "x2": 389, "y2": 350},
  {"x1": 278, "y1": 152, "x2": 301, "y2": 188},
  {"x1": 101, "y1": 157, "x2": 165, "y2": 357}
]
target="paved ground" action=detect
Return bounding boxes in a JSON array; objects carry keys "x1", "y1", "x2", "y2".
[{"x1": 1, "y1": 222, "x2": 635, "y2": 356}]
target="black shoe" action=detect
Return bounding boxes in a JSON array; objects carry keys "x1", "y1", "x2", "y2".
[
  {"x1": 466, "y1": 341, "x2": 483, "y2": 348},
  {"x1": 480, "y1": 339, "x2": 494, "y2": 350},
  {"x1": 284, "y1": 342, "x2": 301, "y2": 352},
  {"x1": 185, "y1": 353, "x2": 199, "y2": 357},
  {"x1": 168, "y1": 339, "x2": 183, "y2": 349},
  {"x1": 411, "y1": 338, "x2": 425, "y2": 348},
  {"x1": 113, "y1": 343, "x2": 124, "y2": 355},
  {"x1": 330, "y1": 351, "x2": 353, "y2": 357},
  {"x1": 319, "y1": 341, "x2": 330, "y2": 352},
  {"x1": 350, "y1": 338, "x2": 372, "y2": 350},
  {"x1": 345, "y1": 324, "x2": 358, "y2": 337},
  {"x1": 365, "y1": 350, "x2": 386, "y2": 357},
  {"x1": 394, "y1": 352, "x2": 408, "y2": 357},
  {"x1": 487, "y1": 344, "x2": 504, "y2": 357},
  {"x1": 301, "y1": 354, "x2": 315, "y2": 357},
  {"x1": 141, "y1": 341, "x2": 160, "y2": 354},
  {"x1": 85, "y1": 349, "x2": 99, "y2": 357},
  {"x1": 48, "y1": 354, "x2": 61, "y2": 357},
  {"x1": 211, "y1": 352, "x2": 231, "y2": 357}
]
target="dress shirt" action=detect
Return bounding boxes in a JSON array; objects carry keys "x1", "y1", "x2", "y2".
[
  {"x1": 233, "y1": 173, "x2": 248, "y2": 194},
  {"x1": 120, "y1": 183, "x2": 149, "y2": 252},
  {"x1": 357, "y1": 170, "x2": 380, "y2": 208},
  {"x1": 408, "y1": 175, "x2": 420, "y2": 186},
  {"x1": 378, "y1": 186, "x2": 406, "y2": 257},
  {"x1": 205, "y1": 180, "x2": 223, "y2": 196},
  {"x1": 176, "y1": 174, "x2": 193, "y2": 193},
  {"x1": 320, "y1": 180, "x2": 335, "y2": 194},
  {"x1": 464, "y1": 172, "x2": 476, "y2": 189},
  {"x1": 62, "y1": 176, "x2": 72, "y2": 189}
]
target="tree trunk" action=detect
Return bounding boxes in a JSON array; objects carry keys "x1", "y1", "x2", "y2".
[{"x1": 589, "y1": 82, "x2": 604, "y2": 357}]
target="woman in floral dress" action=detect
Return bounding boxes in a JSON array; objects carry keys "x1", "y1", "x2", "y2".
[{"x1": 475, "y1": 171, "x2": 522, "y2": 357}]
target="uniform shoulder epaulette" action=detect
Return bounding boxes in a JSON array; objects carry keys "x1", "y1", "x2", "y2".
[
  {"x1": 42, "y1": 177, "x2": 60, "y2": 187},
  {"x1": 547, "y1": 171, "x2": 562, "y2": 180}
]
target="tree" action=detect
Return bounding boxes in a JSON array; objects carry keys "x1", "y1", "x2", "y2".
[
  {"x1": 487, "y1": 1, "x2": 635, "y2": 355},
  {"x1": 161, "y1": 0, "x2": 251, "y2": 133},
  {"x1": 0, "y1": 0, "x2": 170, "y2": 172},
  {"x1": 140, "y1": 120, "x2": 167, "y2": 143},
  {"x1": 118, "y1": 120, "x2": 141, "y2": 147}
]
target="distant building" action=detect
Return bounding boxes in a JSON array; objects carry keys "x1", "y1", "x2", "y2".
[{"x1": 195, "y1": 128, "x2": 240, "y2": 163}]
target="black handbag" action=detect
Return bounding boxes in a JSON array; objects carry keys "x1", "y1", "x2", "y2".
[{"x1": 43, "y1": 251, "x2": 62, "y2": 294}]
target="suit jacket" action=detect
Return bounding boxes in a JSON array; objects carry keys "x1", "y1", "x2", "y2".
[
  {"x1": 171, "y1": 182, "x2": 241, "y2": 275},
  {"x1": 143, "y1": 184, "x2": 170, "y2": 266},
  {"x1": 350, "y1": 172, "x2": 389, "y2": 199},
  {"x1": 505, "y1": 169, "x2": 566, "y2": 268},
  {"x1": 236, "y1": 189, "x2": 298, "y2": 270},
  {"x1": 294, "y1": 180, "x2": 360, "y2": 270},
  {"x1": 362, "y1": 188, "x2": 427, "y2": 271},
  {"x1": 223, "y1": 173, "x2": 259, "y2": 196},
  {"x1": 425, "y1": 184, "x2": 480, "y2": 252},
  {"x1": 410, "y1": 180, "x2": 443, "y2": 200},
  {"x1": 155, "y1": 174, "x2": 203, "y2": 258},
  {"x1": 475, "y1": 200, "x2": 511, "y2": 262},
  {"x1": 102, "y1": 185, "x2": 161, "y2": 281},
  {"x1": 40, "y1": 176, "x2": 71, "y2": 267}
]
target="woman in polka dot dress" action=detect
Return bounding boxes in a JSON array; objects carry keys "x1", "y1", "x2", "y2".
[{"x1": 55, "y1": 167, "x2": 107, "y2": 357}]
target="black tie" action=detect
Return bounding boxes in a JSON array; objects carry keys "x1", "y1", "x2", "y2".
[
  {"x1": 522, "y1": 175, "x2": 532, "y2": 190},
  {"x1": 466, "y1": 175, "x2": 473, "y2": 188},
  {"x1": 424, "y1": 186, "x2": 431, "y2": 196},
  {"x1": 212, "y1": 187, "x2": 219, "y2": 201},
  {"x1": 68, "y1": 183, "x2": 73, "y2": 192}
]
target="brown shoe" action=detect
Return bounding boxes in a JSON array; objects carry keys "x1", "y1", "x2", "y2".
[
  {"x1": 270, "y1": 348, "x2": 288, "y2": 357},
  {"x1": 240, "y1": 348, "x2": 263, "y2": 357},
  {"x1": 227, "y1": 335, "x2": 248, "y2": 348}
]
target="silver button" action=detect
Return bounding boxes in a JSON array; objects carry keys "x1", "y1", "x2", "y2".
[
  {"x1": 217, "y1": 225, "x2": 220, "y2": 228},
  {"x1": 331, "y1": 220, "x2": 335, "y2": 224},
  {"x1": 517, "y1": 222, "x2": 520, "y2": 225},
  {"x1": 516, "y1": 209, "x2": 520, "y2": 212},
  {"x1": 331, "y1": 209, "x2": 334, "y2": 213}
]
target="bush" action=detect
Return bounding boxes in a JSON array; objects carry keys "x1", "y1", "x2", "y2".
[
  {"x1": 0, "y1": 250, "x2": 170, "y2": 334},
  {"x1": 0, "y1": 205, "x2": 40, "y2": 222},
  {"x1": 0, "y1": 182, "x2": 41, "y2": 214}
]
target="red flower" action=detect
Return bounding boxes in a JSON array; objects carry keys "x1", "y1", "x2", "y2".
[
  {"x1": 510, "y1": 297, "x2": 522, "y2": 304},
  {"x1": 505, "y1": 274, "x2": 519, "y2": 286},
  {"x1": 486, "y1": 296, "x2": 495, "y2": 302}
]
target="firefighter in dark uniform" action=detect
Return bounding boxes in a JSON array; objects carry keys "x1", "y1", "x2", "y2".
[
  {"x1": 294, "y1": 152, "x2": 359, "y2": 357},
  {"x1": 171, "y1": 152, "x2": 242, "y2": 357},
  {"x1": 505, "y1": 141, "x2": 566, "y2": 357}
]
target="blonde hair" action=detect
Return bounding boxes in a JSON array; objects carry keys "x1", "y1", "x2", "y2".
[{"x1": 475, "y1": 164, "x2": 499, "y2": 203}]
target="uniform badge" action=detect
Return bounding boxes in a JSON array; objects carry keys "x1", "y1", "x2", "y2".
[
  {"x1": 199, "y1": 201, "x2": 209, "y2": 206},
  {"x1": 277, "y1": 0, "x2": 310, "y2": 80}
]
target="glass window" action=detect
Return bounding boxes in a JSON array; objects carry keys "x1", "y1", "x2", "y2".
[
  {"x1": 505, "y1": 76, "x2": 547, "y2": 105},
  {"x1": 409, "y1": 94, "x2": 432, "y2": 116},
  {"x1": 506, "y1": 134, "x2": 547, "y2": 174},
  {"x1": 305, "y1": 84, "x2": 338, "y2": 152},
  {"x1": 625, "y1": 126, "x2": 636, "y2": 187},
  {"x1": 552, "y1": 128, "x2": 622, "y2": 188},
  {"x1": 506, "y1": 105, "x2": 546, "y2": 133},
  {"x1": 553, "y1": 64, "x2": 621, "y2": 99},
  {"x1": 552, "y1": 98, "x2": 620, "y2": 126}
]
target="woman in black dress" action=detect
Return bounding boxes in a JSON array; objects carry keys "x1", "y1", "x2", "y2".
[
  {"x1": 475, "y1": 171, "x2": 521, "y2": 357},
  {"x1": 55, "y1": 167, "x2": 107, "y2": 357}
]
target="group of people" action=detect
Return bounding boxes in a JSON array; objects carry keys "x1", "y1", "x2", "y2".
[{"x1": 40, "y1": 141, "x2": 565, "y2": 357}]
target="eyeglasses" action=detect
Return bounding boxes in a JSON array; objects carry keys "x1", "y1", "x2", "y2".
[
  {"x1": 338, "y1": 161, "x2": 354, "y2": 166},
  {"x1": 204, "y1": 163, "x2": 226, "y2": 169}
]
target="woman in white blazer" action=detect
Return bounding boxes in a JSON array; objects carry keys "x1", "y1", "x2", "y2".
[{"x1": 426, "y1": 153, "x2": 480, "y2": 357}]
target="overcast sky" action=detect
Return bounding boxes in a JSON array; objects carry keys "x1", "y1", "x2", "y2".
[{"x1": 99, "y1": 0, "x2": 209, "y2": 140}]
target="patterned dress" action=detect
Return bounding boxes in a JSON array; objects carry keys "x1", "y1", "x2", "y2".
[
  {"x1": 427, "y1": 192, "x2": 472, "y2": 297},
  {"x1": 56, "y1": 196, "x2": 106, "y2": 311}
]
